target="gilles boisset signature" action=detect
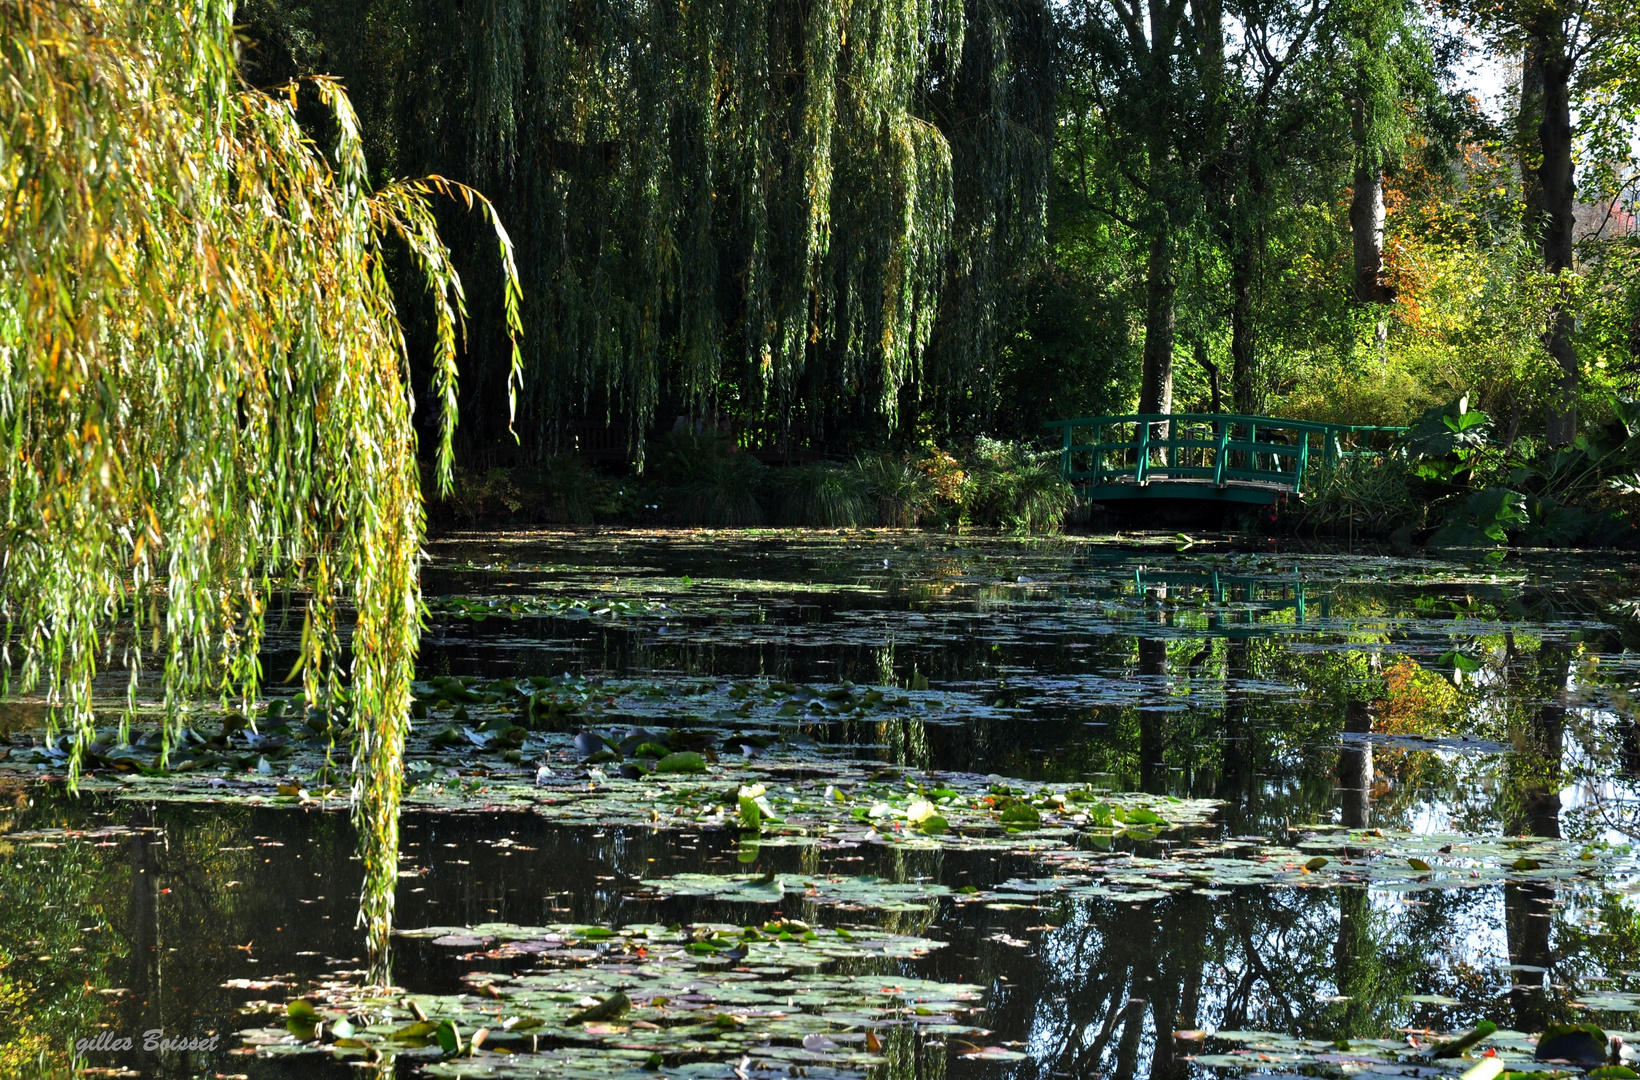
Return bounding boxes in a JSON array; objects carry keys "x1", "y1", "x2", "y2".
[{"x1": 75, "y1": 1030, "x2": 220, "y2": 1053}]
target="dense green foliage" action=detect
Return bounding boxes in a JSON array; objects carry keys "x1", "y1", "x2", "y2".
[
  {"x1": 1278, "y1": 393, "x2": 1640, "y2": 546},
  {"x1": 242, "y1": 0, "x2": 1053, "y2": 453},
  {"x1": 438, "y1": 439, "x2": 1074, "y2": 530},
  {"x1": 240, "y1": 0, "x2": 1638, "y2": 479}
]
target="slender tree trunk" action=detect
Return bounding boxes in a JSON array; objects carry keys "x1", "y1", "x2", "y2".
[
  {"x1": 1192, "y1": 0, "x2": 1250, "y2": 414},
  {"x1": 1139, "y1": 230, "x2": 1177, "y2": 419},
  {"x1": 1138, "y1": 0, "x2": 1183, "y2": 436},
  {"x1": 1538, "y1": 42, "x2": 1578, "y2": 445},
  {"x1": 1195, "y1": 338, "x2": 1222, "y2": 412},
  {"x1": 1519, "y1": 43, "x2": 1546, "y2": 225},
  {"x1": 1228, "y1": 231, "x2": 1259, "y2": 414},
  {"x1": 1349, "y1": 99, "x2": 1392, "y2": 304},
  {"x1": 1139, "y1": 223, "x2": 1177, "y2": 465}
]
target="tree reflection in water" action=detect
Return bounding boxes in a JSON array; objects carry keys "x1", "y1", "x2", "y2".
[
  {"x1": 990, "y1": 639, "x2": 1597, "y2": 1076},
  {"x1": 1503, "y1": 642, "x2": 1571, "y2": 1035}
]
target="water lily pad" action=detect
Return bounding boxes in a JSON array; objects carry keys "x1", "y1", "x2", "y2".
[
  {"x1": 629, "y1": 874, "x2": 949, "y2": 911},
  {"x1": 239, "y1": 922, "x2": 988, "y2": 1078}
]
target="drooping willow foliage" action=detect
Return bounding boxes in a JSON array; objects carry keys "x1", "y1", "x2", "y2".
[
  {"x1": 0, "y1": 0, "x2": 520, "y2": 974},
  {"x1": 245, "y1": 0, "x2": 1052, "y2": 449}
]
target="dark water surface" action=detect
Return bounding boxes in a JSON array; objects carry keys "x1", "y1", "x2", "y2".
[{"x1": 7, "y1": 529, "x2": 1640, "y2": 1079}]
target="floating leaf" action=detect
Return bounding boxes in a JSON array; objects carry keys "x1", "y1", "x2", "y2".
[
  {"x1": 565, "y1": 993, "x2": 632, "y2": 1025},
  {"x1": 1535, "y1": 1023, "x2": 1607, "y2": 1067},
  {"x1": 999, "y1": 803, "x2": 1041, "y2": 829}
]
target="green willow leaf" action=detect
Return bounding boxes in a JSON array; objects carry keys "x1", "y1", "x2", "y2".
[{"x1": 0, "y1": 0, "x2": 520, "y2": 980}]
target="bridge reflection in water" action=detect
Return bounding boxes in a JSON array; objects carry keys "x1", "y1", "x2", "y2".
[{"x1": 1132, "y1": 567, "x2": 1327, "y2": 631}]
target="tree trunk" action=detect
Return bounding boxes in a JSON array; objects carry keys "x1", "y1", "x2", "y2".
[
  {"x1": 1139, "y1": 225, "x2": 1176, "y2": 463},
  {"x1": 1349, "y1": 99, "x2": 1392, "y2": 304},
  {"x1": 1139, "y1": 230, "x2": 1176, "y2": 419},
  {"x1": 1349, "y1": 161, "x2": 1389, "y2": 303},
  {"x1": 1228, "y1": 232, "x2": 1258, "y2": 414},
  {"x1": 1519, "y1": 42, "x2": 1545, "y2": 222},
  {"x1": 1538, "y1": 42, "x2": 1577, "y2": 446},
  {"x1": 1195, "y1": 338, "x2": 1222, "y2": 412}
]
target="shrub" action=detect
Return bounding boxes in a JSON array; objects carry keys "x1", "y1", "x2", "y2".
[
  {"x1": 1283, "y1": 362, "x2": 1436, "y2": 428},
  {"x1": 915, "y1": 448, "x2": 968, "y2": 528},
  {"x1": 435, "y1": 466, "x2": 515, "y2": 523},
  {"x1": 851, "y1": 454, "x2": 932, "y2": 527},
  {"x1": 525, "y1": 456, "x2": 616, "y2": 524},
  {"x1": 433, "y1": 457, "x2": 614, "y2": 524},
  {"x1": 645, "y1": 431, "x2": 738, "y2": 486},
  {"x1": 961, "y1": 437, "x2": 1074, "y2": 532},
  {"x1": 770, "y1": 464, "x2": 866, "y2": 526},
  {"x1": 680, "y1": 453, "x2": 767, "y2": 526},
  {"x1": 1284, "y1": 455, "x2": 1418, "y2": 538}
]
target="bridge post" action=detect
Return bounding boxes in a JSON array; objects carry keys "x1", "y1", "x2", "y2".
[
  {"x1": 1136, "y1": 420, "x2": 1151, "y2": 485},
  {"x1": 1212, "y1": 420, "x2": 1230, "y2": 487},
  {"x1": 1297, "y1": 435, "x2": 1310, "y2": 491},
  {"x1": 1059, "y1": 422, "x2": 1072, "y2": 484}
]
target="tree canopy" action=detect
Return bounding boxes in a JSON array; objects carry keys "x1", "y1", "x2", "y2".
[
  {"x1": 242, "y1": 0, "x2": 1637, "y2": 456},
  {"x1": 242, "y1": 0, "x2": 1054, "y2": 452}
]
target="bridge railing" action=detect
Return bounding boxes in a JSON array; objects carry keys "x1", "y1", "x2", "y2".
[{"x1": 1043, "y1": 414, "x2": 1405, "y2": 495}]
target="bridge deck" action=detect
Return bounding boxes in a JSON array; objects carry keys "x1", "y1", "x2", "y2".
[
  {"x1": 1044, "y1": 414, "x2": 1404, "y2": 504},
  {"x1": 1081, "y1": 477, "x2": 1295, "y2": 505}
]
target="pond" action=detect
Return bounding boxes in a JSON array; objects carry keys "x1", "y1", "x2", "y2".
[{"x1": 5, "y1": 528, "x2": 1640, "y2": 1079}]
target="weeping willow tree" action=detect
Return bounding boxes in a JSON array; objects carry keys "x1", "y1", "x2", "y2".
[
  {"x1": 0, "y1": 0, "x2": 519, "y2": 976},
  {"x1": 244, "y1": 0, "x2": 1051, "y2": 450}
]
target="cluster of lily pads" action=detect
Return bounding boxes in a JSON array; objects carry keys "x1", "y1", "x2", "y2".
[
  {"x1": 408, "y1": 767, "x2": 1216, "y2": 855},
  {"x1": 1188, "y1": 1020, "x2": 1640, "y2": 1078},
  {"x1": 606, "y1": 823, "x2": 1635, "y2": 913},
  {"x1": 0, "y1": 673, "x2": 955, "y2": 781},
  {"x1": 424, "y1": 595, "x2": 667, "y2": 622},
  {"x1": 1016, "y1": 825, "x2": 1637, "y2": 900},
  {"x1": 5, "y1": 706, "x2": 329, "y2": 776},
  {"x1": 239, "y1": 920, "x2": 1002, "y2": 1078}
]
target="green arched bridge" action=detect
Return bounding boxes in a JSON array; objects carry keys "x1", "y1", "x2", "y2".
[{"x1": 1044, "y1": 414, "x2": 1406, "y2": 505}]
